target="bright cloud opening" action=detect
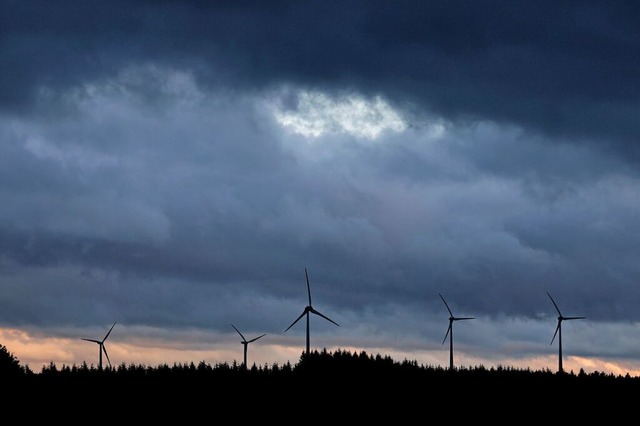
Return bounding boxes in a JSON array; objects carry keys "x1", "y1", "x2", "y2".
[{"x1": 271, "y1": 90, "x2": 407, "y2": 139}]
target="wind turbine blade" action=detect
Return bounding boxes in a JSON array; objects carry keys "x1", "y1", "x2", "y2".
[
  {"x1": 547, "y1": 292, "x2": 562, "y2": 316},
  {"x1": 309, "y1": 307, "x2": 340, "y2": 327},
  {"x1": 442, "y1": 323, "x2": 452, "y2": 345},
  {"x1": 247, "y1": 333, "x2": 266, "y2": 343},
  {"x1": 285, "y1": 311, "x2": 307, "y2": 332},
  {"x1": 439, "y1": 294, "x2": 453, "y2": 316},
  {"x1": 81, "y1": 338, "x2": 100, "y2": 344},
  {"x1": 565, "y1": 316, "x2": 586, "y2": 320},
  {"x1": 550, "y1": 321, "x2": 560, "y2": 345},
  {"x1": 102, "y1": 345, "x2": 111, "y2": 367},
  {"x1": 231, "y1": 323, "x2": 246, "y2": 340},
  {"x1": 305, "y1": 267, "x2": 312, "y2": 306},
  {"x1": 103, "y1": 322, "x2": 117, "y2": 342},
  {"x1": 456, "y1": 317, "x2": 475, "y2": 321}
]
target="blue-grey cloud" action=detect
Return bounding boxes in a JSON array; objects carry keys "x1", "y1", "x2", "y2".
[
  {"x1": 2, "y1": 1, "x2": 640, "y2": 375},
  {"x1": 2, "y1": 1, "x2": 639, "y2": 162}
]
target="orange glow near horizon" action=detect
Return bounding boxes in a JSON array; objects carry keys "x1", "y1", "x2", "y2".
[{"x1": 2, "y1": 327, "x2": 640, "y2": 378}]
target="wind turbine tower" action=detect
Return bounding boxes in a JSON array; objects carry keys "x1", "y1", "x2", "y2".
[
  {"x1": 285, "y1": 267, "x2": 339, "y2": 355},
  {"x1": 231, "y1": 323, "x2": 266, "y2": 370},
  {"x1": 439, "y1": 294, "x2": 474, "y2": 371},
  {"x1": 81, "y1": 322, "x2": 116, "y2": 370},
  {"x1": 547, "y1": 292, "x2": 586, "y2": 374}
]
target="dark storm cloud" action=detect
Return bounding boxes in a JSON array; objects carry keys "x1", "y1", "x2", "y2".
[
  {"x1": 3, "y1": 1, "x2": 640, "y2": 375},
  {"x1": 2, "y1": 1, "x2": 639, "y2": 160},
  {"x1": 1, "y1": 69, "x2": 638, "y2": 329}
]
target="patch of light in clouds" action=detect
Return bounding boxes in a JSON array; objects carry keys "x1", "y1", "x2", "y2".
[{"x1": 271, "y1": 90, "x2": 407, "y2": 139}]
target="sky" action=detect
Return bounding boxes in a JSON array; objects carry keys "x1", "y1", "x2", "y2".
[{"x1": 1, "y1": 0, "x2": 640, "y2": 376}]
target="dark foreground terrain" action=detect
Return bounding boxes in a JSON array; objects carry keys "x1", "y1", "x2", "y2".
[{"x1": 2, "y1": 345, "x2": 637, "y2": 420}]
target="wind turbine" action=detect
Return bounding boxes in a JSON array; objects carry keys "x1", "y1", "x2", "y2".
[
  {"x1": 547, "y1": 292, "x2": 586, "y2": 374},
  {"x1": 439, "y1": 294, "x2": 474, "y2": 371},
  {"x1": 231, "y1": 323, "x2": 266, "y2": 370},
  {"x1": 284, "y1": 267, "x2": 339, "y2": 355},
  {"x1": 81, "y1": 322, "x2": 116, "y2": 370}
]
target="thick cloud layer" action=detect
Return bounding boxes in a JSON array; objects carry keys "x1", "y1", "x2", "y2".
[
  {"x1": 1, "y1": 1, "x2": 640, "y2": 374},
  {"x1": 3, "y1": 2, "x2": 640, "y2": 155}
]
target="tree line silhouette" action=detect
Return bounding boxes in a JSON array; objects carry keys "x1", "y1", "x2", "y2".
[
  {"x1": 2, "y1": 342, "x2": 639, "y2": 417},
  {"x1": 3, "y1": 342, "x2": 639, "y2": 386}
]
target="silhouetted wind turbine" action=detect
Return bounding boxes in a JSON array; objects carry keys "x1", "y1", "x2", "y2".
[
  {"x1": 231, "y1": 323, "x2": 266, "y2": 370},
  {"x1": 439, "y1": 294, "x2": 474, "y2": 371},
  {"x1": 284, "y1": 267, "x2": 339, "y2": 355},
  {"x1": 547, "y1": 292, "x2": 586, "y2": 374},
  {"x1": 81, "y1": 322, "x2": 116, "y2": 370}
]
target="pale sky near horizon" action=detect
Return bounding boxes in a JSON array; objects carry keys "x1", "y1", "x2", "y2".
[{"x1": 2, "y1": 1, "x2": 640, "y2": 377}]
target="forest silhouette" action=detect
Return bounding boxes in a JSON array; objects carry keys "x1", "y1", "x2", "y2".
[{"x1": 3, "y1": 341, "x2": 639, "y2": 412}]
